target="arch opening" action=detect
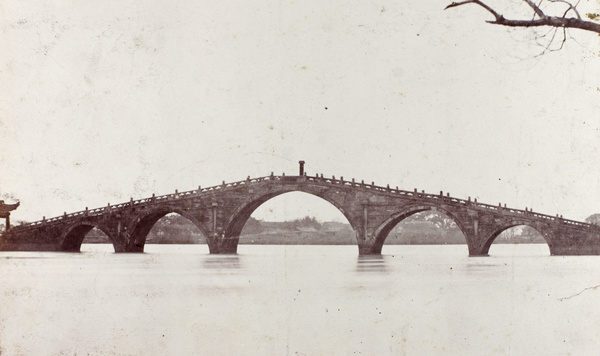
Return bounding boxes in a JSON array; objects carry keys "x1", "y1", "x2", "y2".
[
  {"x1": 234, "y1": 191, "x2": 355, "y2": 251},
  {"x1": 487, "y1": 225, "x2": 550, "y2": 256},
  {"x1": 131, "y1": 211, "x2": 208, "y2": 252},
  {"x1": 80, "y1": 227, "x2": 114, "y2": 253},
  {"x1": 373, "y1": 206, "x2": 469, "y2": 254},
  {"x1": 62, "y1": 224, "x2": 114, "y2": 253}
]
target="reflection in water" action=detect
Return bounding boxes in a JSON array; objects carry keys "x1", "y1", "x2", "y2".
[
  {"x1": 202, "y1": 255, "x2": 241, "y2": 270},
  {"x1": 355, "y1": 255, "x2": 388, "y2": 273},
  {"x1": 464, "y1": 261, "x2": 503, "y2": 273}
]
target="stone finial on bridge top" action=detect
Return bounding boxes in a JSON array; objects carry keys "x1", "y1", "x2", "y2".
[{"x1": 299, "y1": 160, "x2": 305, "y2": 176}]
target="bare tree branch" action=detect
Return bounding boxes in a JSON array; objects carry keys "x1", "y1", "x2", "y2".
[
  {"x1": 534, "y1": 26, "x2": 568, "y2": 57},
  {"x1": 550, "y1": 0, "x2": 582, "y2": 19},
  {"x1": 445, "y1": 0, "x2": 600, "y2": 34},
  {"x1": 445, "y1": 1, "x2": 503, "y2": 19},
  {"x1": 523, "y1": 0, "x2": 546, "y2": 18}
]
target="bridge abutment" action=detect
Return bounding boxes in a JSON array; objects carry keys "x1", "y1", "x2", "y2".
[
  {"x1": 208, "y1": 243, "x2": 238, "y2": 254},
  {"x1": 116, "y1": 242, "x2": 144, "y2": 253},
  {"x1": 357, "y1": 240, "x2": 382, "y2": 255},
  {"x1": 205, "y1": 234, "x2": 239, "y2": 254},
  {"x1": 447, "y1": 211, "x2": 535, "y2": 257},
  {"x1": 545, "y1": 226, "x2": 600, "y2": 255}
]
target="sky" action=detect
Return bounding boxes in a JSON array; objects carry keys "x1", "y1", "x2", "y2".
[{"x1": 1, "y1": 0, "x2": 599, "y2": 223}]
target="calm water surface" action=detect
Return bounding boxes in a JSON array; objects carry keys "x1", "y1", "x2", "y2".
[{"x1": 1, "y1": 244, "x2": 600, "y2": 355}]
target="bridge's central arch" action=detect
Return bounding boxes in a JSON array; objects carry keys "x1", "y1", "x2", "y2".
[{"x1": 225, "y1": 190, "x2": 357, "y2": 249}]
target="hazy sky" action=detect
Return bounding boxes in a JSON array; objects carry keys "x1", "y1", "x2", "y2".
[{"x1": 1, "y1": 0, "x2": 599, "y2": 223}]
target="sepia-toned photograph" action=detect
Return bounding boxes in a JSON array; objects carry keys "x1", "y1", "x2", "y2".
[{"x1": 1, "y1": 1, "x2": 600, "y2": 354}]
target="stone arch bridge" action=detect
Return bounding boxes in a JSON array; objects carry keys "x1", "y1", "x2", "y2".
[{"x1": 2, "y1": 172, "x2": 600, "y2": 255}]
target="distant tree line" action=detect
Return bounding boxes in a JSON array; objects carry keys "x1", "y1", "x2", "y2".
[{"x1": 585, "y1": 214, "x2": 600, "y2": 226}]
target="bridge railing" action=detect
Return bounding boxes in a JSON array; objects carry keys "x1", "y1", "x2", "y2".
[
  {"x1": 304, "y1": 174, "x2": 595, "y2": 229},
  {"x1": 12, "y1": 173, "x2": 596, "y2": 231},
  {"x1": 12, "y1": 175, "x2": 277, "y2": 231}
]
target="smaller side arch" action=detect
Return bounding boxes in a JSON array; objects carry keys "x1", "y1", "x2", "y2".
[
  {"x1": 60, "y1": 222, "x2": 114, "y2": 252},
  {"x1": 372, "y1": 204, "x2": 469, "y2": 253},
  {"x1": 479, "y1": 222, "x2": 551, "y2": 256},
  {"x1": 128, "y1": 207, "x2": 209, "y2": 251}
]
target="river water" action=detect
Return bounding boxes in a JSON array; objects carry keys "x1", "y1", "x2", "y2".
[{"x1": 1, "y1": 243, "x2": 600, "y2": 355}]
